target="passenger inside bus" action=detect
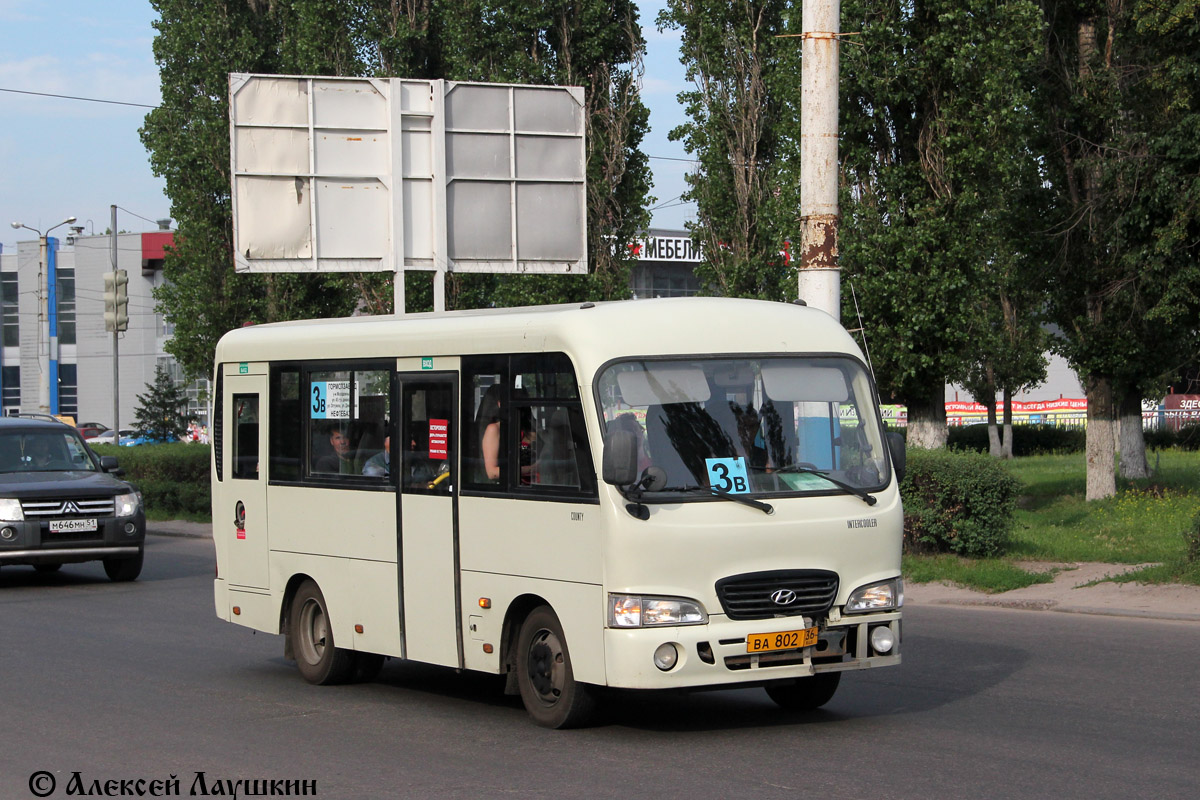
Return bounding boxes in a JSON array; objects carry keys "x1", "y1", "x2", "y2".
[
  {"x1": 362, "y1": 435, "x2": 390, "y2": 476},
  {"x1": 314, "y1": 425, "x2": 357, "y2": 474},
  {"x1": 477, "y1": 385, "x2": 503, "y2": 482}
]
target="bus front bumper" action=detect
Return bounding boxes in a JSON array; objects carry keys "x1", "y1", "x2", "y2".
[{"x1": 602, "y1": 610, "x2": 901, "y2": 690}]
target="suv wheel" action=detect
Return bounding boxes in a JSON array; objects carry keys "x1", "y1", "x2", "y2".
[{"x1": 103, "y1": 547, "x2": 144, "y2": 582}]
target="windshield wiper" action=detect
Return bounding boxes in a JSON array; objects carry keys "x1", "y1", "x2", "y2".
[
  {"x1": 771, "y1": 465, "x2": 877, "y2": 506},
  {"x1": 660, "y1": 485, "x2": 774, "y2": 515}
]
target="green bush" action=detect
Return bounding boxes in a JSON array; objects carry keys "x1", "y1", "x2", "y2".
[
  {"x1": 947, "y1": 423, "x2": 1086, "y2": 455},
  {"x1": 900, "y1": 448, "x2": 1022, "y2": 558},
  {"x1": 91, "y1": 442, "x2": 211, "y2": 517}
]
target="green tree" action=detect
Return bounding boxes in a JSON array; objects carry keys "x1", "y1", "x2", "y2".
[
  {"x1": 143, "y1": 0, "x2": 649, "y2": 361},
  {"x1": 133, "y1": 365, "x2": 192, "y2": 442},
  {"x1": 957, "y1": 251, "x2": 1050, "y2": 459},
  {"x1": 656, "y1": 0, "x2": 794, "y2": 300},
  {"x1": 141, "y1": 0, "x2": 362, "y2": 380},
  {"x1": 837, "y1": 0, "x2": 1047, "y2": 448},
  {"x1": 1038, "y1": 0, "x2": 1200, "y2": 497}
]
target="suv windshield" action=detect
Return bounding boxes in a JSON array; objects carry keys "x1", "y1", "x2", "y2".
[
  {"x1": 0, "y1": 430, "x2": 98, "y2": 473},
  {"x1": 597, "y1": 356, "x2": 889, "y2": 498}
]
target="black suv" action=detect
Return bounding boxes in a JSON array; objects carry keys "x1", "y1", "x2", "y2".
[{"x1": 0, "y1": 417, "x2": 145, "y2": 581}]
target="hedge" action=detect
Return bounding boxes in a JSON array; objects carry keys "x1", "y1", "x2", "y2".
[
  {"x1": 1143, "y1": 423, "x2": 1200, "y2": 451},
  {"x1": 944, "y1": 423, "x2": 1087, "y2": 455},
  {"x1": 899, "y1": 447, "x2": 1022, "y2": 558},
  {"x1": 91, "y1": 442, "x2": 211, "y2": 518}
]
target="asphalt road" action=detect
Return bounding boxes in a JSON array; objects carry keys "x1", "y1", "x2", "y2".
[{"x1": 2, "y1": 534, "x2": 1198, "y2": 800}]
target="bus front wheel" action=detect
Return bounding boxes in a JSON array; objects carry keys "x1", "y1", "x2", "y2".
[
  {"x1": 291, "y1": 579, "x2": 356, "y2": 685},
  {"x1": 516, "y1": 605, "x2": 596, "y2": 729},
  {"x1": 765, "y1": 672, "x2": 841, "y2": 711}
]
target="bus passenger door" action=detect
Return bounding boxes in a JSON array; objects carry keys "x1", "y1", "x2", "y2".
[
  {"x1": 224, "y1": 372, "x2": 269, "y2": 590},
  {"x1": 397, "y1": 374, "x2": 460, "y2": 668}
]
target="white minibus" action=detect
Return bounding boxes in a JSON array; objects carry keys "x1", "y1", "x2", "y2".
[{"x1": 211, "y1": 297, "x2": 905, "y2": 727}]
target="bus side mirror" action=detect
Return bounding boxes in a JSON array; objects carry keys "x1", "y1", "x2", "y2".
[
  {"x1": 886, "y1": 432, "x2": 906, "y2": 483},
  {"x1": 602, "y1": 429, "x2": 639, "y2": 487}
]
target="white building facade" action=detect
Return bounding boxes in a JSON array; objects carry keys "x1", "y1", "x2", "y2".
[{"x1": 0, "y1": 229, "x2": 207, "y2": 429}]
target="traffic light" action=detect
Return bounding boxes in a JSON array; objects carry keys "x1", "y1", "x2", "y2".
[{"x1": 103, "y1": 270, "x2": 129, "y2": 332}]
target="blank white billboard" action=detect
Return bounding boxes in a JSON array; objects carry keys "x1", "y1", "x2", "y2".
[{"x1": 229, "y1": 74, "x2": 587, "y2": 276}]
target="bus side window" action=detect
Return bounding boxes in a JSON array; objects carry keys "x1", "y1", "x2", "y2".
[
  {"x1": 462, "y1": 358, "x2": 506, "y2": 489},
  {"x1": 269, "y1": 366, "x2": 301, "y2": 481},
  {"x1": 232, "y1": 394, "x2": 259, "y2": 480},
  {"x1": 304, "y1": 367, "x2": 391, "y2": 480},
  {"x1": 462, "y1": 353, "x2": 595, "y2": 497}
]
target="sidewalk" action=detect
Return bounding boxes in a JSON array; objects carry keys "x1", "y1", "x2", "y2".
[
  {"x1": 149, "y1": 522, "x2": 1200, "y2": 622},
  {"x1": 905, "y1": 561, "x2": 1200, "y2": 622}
]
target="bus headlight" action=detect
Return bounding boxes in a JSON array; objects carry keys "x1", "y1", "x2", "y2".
[
  {"x1": 114, "y1": 492, "x2": 141, "y2": 518},
  {"x1": 608, "y1": 594, "x2": 708, "y2": 628},
  {"x1": 845, "y1": 577, "x2": 904, "y2": 614},
  {"x1": 0, "y1": 498, "x2": 24, "y2": 522}
]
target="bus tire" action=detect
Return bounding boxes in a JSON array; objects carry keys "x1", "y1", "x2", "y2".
[
  {"x1": 516, "y1": 605, "x2": 596, "y2": 729},
  {"x1": 765, "y1": 672, "x2": 841, "y2": 711},
  {"x1": 291, "y1": 579, "x2": 356, "y2": 685},
  {"x1": 103, "y1": 547, "x2": 144, "y2": 582}
]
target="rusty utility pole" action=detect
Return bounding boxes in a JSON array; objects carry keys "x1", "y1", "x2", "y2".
[{"x1": 798, "y1": 0, "x2": 841, "y2": 321}]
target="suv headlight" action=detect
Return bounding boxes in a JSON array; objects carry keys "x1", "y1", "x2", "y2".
[
  {"x1": 608, "y1": 594, "x2": 708, "y2": 628},
  {"x1": 0, "y1": 497, "x2": 23, "y2": 522},
  {"x1": 845, "y1": 577, "x2": 904, "y2": 614},
  {"x1": 114, "y1": 492, "x2": 141, "y2": 518}
]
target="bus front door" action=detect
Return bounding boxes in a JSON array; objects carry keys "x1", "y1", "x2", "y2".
[{"x1": 397, "y1": 374, "x2": 461, "y2": 668}]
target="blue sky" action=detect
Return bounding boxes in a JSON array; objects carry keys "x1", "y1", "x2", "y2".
[{"x1": 0, "y1": 0, "x2": 695, "y2": 253}]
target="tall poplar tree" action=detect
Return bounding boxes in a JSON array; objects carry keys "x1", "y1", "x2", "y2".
[
  {"x1": 657, "y1": 0, "x2": 794, "y2": 300},
  {"x1": 837, "y1": 0, "x2": 1047, "y2": 448},
  {"x1": 1039, "y1": 0, "x2": 1200, "y2": 497},
  {"x1": 141, "y1": 0, "x2": 364, "y2": 379}
]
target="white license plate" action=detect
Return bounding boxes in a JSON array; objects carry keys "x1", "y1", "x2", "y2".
[{"x1": 49, "y1": 518, "x2": 97, "y2": 533}]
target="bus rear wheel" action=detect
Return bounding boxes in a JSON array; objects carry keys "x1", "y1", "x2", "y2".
[
  {"x1": 516, "y1": 605, "x2": 596, "y2": 729},
  {"x1": 765, "y1": 672, "x2": 841, "y2": 711},
  {"x1": 291, "y1": 579, "x2": 356, "y2": 685}
]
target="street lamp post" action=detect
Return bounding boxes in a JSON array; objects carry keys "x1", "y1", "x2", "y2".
[{"x1": 10, "y1": 216, "x2": 77, "y2": 415}]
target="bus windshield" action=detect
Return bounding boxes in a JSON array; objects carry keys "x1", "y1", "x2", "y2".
[{"x1": 597, "y1": 356, "x2": 889, "y2": 498}]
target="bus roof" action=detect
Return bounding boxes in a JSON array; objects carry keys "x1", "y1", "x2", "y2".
[{"x1": 214, "y1": 297, "x2": 866, "y2": 379}]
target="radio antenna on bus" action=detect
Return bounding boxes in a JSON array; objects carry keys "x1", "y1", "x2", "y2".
[{"x1": 847, "y1": 282, "x2": 875, "y2": 378}]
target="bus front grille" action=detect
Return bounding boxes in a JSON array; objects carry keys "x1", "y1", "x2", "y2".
[{"x1": 715, "y1": 570, "x2": 839, "y2": 620}]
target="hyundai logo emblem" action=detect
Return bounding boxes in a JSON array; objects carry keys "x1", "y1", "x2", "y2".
[{"x1": 770, "y1": 588, "x2": 797, "y2": 606}]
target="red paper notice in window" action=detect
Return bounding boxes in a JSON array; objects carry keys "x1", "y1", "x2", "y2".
[{"x1": 429, "y1": 418, "x2": 449, "y2": 459}]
